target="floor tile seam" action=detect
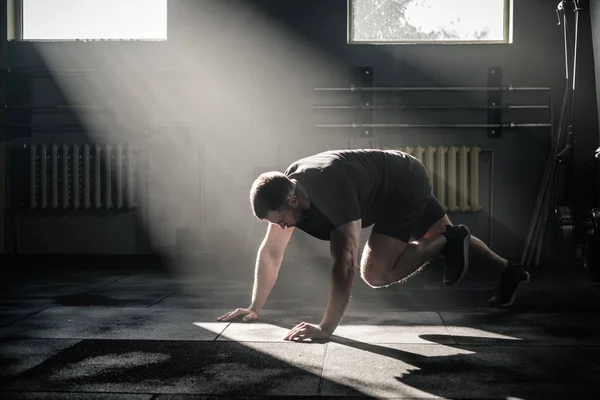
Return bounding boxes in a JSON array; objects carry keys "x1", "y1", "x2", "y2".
[
  {"x1": 185, "y1": 307, "x2": 600, "y2": 311},
  {"x1": 1, "y1": 282, "x2": 120, "y2": 288},
  {"x1": 348, "y1": 288, "x2": 594, "y2": 291},
  {"x1": 0, "y1": 337, "x2": 83, "y2": 344},
  {"x1": 1, "y1": 336, "x2": 333, "y2": 343},
  {"x1": 0, "y1": 390, "x2": 341, "y2": 398},
  {"x1": 0, "y1": 305, "x2": 55, "y2": 328},
  {"x1": 436, "y1": 311, "x2": 600, "y2": 315},
  {"x1": 0, "y1": 284, "x2": 183, "y2": 294},
  {"x1": 1, "y1": 336, "x2": 595, "y2": 347},
  {"x1": 0, "y1": 289, "x2": 99, "y2": 299},
  {"x1": 0, "y1": 282, "x2": 119, "y2": 288},
  {"x1": 0, "y1": 295, "x2": 67, "y2": 300},
  {"x1": 100, "y1": 285, "x2": 183, "y2": 290},
  {"x1": 0, "y1": 389, "x2": 157, "y2": 397},
  {"x1": 101, "y1": 275, "x2": 132, "y2": 287},
  {"x1": 213, "y1": 321, "x2": 232, "y2": 341},
  {"x1": 4, "y1": 286, "x2": 594, "y2": 291},
  {"x1": 326, "y1": 341, "x2": 592, "y2": 347},
  {"x1": 17, "y1": 305, "x2": 194, "y2": 310},
  {"x1": 9, "y1": 305, "x2": 600, "y2": 316},
  {"x1": 144, "y1": 288, "x2": 184, "y2": 308},
  {"x1": 344, "y1": 309, "x2": 600, "y2": 312},
  {"x1": 0, "y1": 336, "x2": 243, "y2": 342},
  {"x1": 435, "y1": 311, "x2": 458, "y2": 345},
  {"x1": 316, "y1": 341, "x2": 331, "y2": 396}
]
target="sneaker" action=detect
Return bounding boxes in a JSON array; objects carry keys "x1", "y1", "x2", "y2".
[
  {"x1": 442, "y1": 224, "x2": 471, "y2": 285},
  {"x1": 488, "y1": 263, "x2": 530, "y2": 307}
]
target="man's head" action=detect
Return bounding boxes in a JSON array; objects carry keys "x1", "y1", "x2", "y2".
[{"x1": 249, "y1": 171, "x2": 305, "y2": 229}]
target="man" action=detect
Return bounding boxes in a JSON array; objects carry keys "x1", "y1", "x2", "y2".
[{"x1": 217, "y1": 149, "x2": 530, "y2": 341}]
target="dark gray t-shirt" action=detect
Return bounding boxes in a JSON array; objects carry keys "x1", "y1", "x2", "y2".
[{"x1": 284, "y1": 149, "x2": 420, "y2": 241}]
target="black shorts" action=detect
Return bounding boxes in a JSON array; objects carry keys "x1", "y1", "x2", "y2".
[{"x1": 371, "y1": 156, "x2": 446, "y2": 242}]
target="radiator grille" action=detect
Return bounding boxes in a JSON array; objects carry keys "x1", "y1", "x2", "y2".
[
  {"x1": 387, "y1": 146, "x2": 483, "y2": 212},
  {"x1": 29, "y1": 144, "x2": 142, "y2": 211}
]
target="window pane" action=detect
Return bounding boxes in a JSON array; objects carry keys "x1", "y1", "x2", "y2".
[
  {"x1": 23, "y1": 0, "x2": 168, "y2": 40},
  {"x1": 351, "y1": 0, "x2": 509, "y2": 43}
]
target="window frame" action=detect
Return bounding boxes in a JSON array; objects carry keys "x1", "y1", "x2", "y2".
[
  {"x1": 8, "y1": 0, "x2": 168, "y2": 42},
  {"x1": 347, "y1": 0, "x2": 513, "y2": 45}
]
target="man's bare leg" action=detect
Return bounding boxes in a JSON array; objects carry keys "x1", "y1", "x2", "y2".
[
  {"x1": 361, "y1": 232, "x2": 447, "y2": 288},
  {"x1": 461, "y1": 230, "x2": 530, "y2": 307},
  {"x1": 383, "y1": 227, "x2": 511, "y2": 285},
  {"x1": 362, "y1": 213, "x2": 529, "y2": 306},
  {"x1": 469, "y1": 235, "x2": 509, "y2": 275},
  {"x1": 382, "y1": 235, "x2": 447, "y2": 285},
  {"x1": 361, "y1": 214, "x2": 519, "y2": 285}
]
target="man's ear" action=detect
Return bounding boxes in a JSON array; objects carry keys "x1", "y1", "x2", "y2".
[{"x1": 289, "y1": 195, "x2": 300, "y2": 207}]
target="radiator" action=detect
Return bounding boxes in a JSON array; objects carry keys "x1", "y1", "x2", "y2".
[
  {"x1": 387, "y1": 146, "x2": 483, "y2": 212},
  {"x1": 29, "y1": 143, "x2": 143, "y2": 211}
]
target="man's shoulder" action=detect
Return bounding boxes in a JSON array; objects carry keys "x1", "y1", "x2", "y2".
[{"x1": 284, "y1": 153, "x2": 330, "y2": 177}]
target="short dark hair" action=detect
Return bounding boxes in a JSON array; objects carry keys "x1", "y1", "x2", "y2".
[{"x1": 249, "y1": 171, "x2": 294, "y2": 220}]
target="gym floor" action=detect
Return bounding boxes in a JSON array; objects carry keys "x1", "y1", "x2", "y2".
[{"x1": 1, "y1": 257, "x2": 600, "y2": 399}]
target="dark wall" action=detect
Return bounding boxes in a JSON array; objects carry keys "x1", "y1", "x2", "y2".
[
  {"x1": 4, "y1": 0, "x2": 598, "y2": 262},
  {"x1": 570, "y1": 0, "x2": 600, "y2": 225},
  {"x1": 594, "y1": 1, "x2": 600, "y2": 132},
  {"x1": 590, "y1": 0, "x2": 600, "y2": 205},
  {"x1": 1, "y1": 0, "x2": 8, "y2": 253}
]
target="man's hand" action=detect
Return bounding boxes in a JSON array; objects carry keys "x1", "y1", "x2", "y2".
[
  {"x1": 284, "y1": 322, "x2": 331, "y2": 342},
  {"x1": 217, "y1": 308, "x2": 258, "y2": 322}
]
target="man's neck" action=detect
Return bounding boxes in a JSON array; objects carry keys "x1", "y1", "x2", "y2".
[{"x1": 294, "y1": 181, "x2": 311, "y2": 210}]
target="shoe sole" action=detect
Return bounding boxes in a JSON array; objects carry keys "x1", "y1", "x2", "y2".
[
  {"x1": 443, "y1": 225, "x2": 471, "y2": 285},
  {"x1": 494, "y1": 271, "x2": 531, "y2": 307}
]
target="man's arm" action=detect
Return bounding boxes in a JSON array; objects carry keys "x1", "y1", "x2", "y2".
[
  {"x1": 319, "y1": 219, "x2": 362, "y2": 335},
  {"x1": 249, "y1": 223, "x2": 294, "y2": 313},
  {"x1": 218, "y1": 223, "x2": 293, "y2": 322}
]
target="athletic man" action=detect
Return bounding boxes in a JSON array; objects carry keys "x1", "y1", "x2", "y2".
[{"x1": 217, "y1": 149, "x2": 530, "y2": 341}]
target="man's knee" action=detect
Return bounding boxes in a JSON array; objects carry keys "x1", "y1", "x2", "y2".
[
  {"x1": 361, "y1": 242, "x2": 422, "y2": 288},
  {"x1": 360, "y1": 265, "x2": 391, "y2": 288}
]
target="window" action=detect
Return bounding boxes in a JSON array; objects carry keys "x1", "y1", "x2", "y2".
[
  {"x1": 21, "y1": 0, "x2": 168, "y2": 41},
  {"x1": 349, "y1": 0, "x2": 512, "y2": 44}
]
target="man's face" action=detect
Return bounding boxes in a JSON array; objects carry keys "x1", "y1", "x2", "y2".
[{"x1": 266, "y1": 197, "x2": 304, "y2": 229}]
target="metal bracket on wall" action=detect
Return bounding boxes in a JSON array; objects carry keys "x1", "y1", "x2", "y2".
[
  {"x1": 487, "y1": 67, "x2": 503, "y2": 138},
  {"x1": 353, "y1": 67, "x2": 373, "y2": 138}
]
